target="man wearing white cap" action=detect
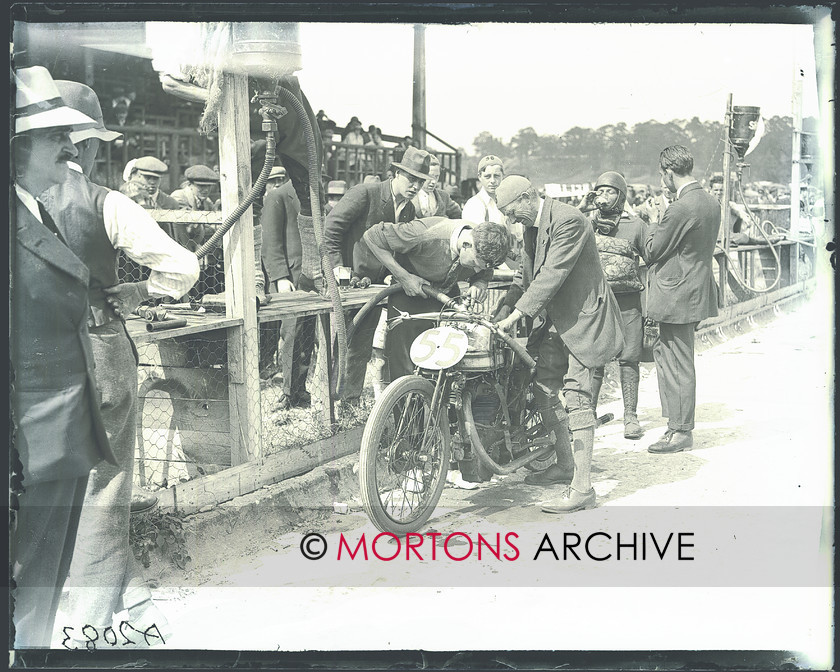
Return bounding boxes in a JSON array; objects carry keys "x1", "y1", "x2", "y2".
[
  {"x1": 265, "y1": 165, "x2": 289, "y2": 192},
  {"x1": 10, "y1": 65, "x2": 118, "y2": 648},
  {"x1": 120, "y1": 155, "x2": 182, "y2": 211},
  {"x1": 493, "y1": 175, "x2": 624, "y2": 513},
  {"x1": 324, "y1": 179, "x2": 347, "y2": 216},
  {"x1": 40, "y1": 80, "x2": 200, "y2": 646}
]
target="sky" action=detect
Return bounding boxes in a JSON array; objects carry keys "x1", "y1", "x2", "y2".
[{"x1": 293, "y1": 22, "x2": 823, "y2": 153}]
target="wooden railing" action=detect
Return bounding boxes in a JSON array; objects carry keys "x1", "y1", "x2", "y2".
[{"x1": 323, "y1": 141, "x2": 460, "y2": 187}]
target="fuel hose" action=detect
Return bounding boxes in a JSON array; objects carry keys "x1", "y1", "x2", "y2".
[
  {"x1": 193, "y1": 127, "x2": 276, "y2": 260},
  {"x1": 275, "y1": 85, "x2": 348, "y2": 400}
]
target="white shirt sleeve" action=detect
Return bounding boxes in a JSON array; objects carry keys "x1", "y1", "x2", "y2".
[{"x1": 102, "y1": 190, "x2": 200, "y2": 299}]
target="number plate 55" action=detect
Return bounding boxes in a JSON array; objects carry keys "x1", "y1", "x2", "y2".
[{"x1": 409, "y1": 326, "x2": 469, "y2": 370}]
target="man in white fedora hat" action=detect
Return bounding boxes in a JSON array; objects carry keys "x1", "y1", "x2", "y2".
[
  {"x1": 10, "y1": 65, "x2": 118, "y2": 648},
  {"x1": 40, "y1": 79, "x2": 199, "y2": 647}
]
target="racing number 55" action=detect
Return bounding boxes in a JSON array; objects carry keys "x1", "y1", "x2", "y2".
[{"x1": 410, "y1": 327, "x2": 468, "y2": 370}]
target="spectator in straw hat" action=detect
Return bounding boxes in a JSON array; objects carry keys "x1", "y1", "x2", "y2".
[
  {"x1": 493, "y1": 175, "x2": 624, "y2": 514},
  {"x1": 324, "y1": 145, "x2": 433, "y2": 403},
  {"x1": 39, "y1": 79, "x2": 199, "y2": 647},
  {"x1": 325, "y1": 179, "x2": 347, "y2": 216},
  {"x1": 10, "y1": 65, "x2": 117, "y2": 648}
]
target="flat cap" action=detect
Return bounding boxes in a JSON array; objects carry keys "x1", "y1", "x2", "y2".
[
  {"x1": 134, "y1": 156, "x2": 169, "y2": 176},
  {"x1": 495, "y1": 175, "x2": 532, "y2": 210},
  {"x1": 267, "y1": 166, "x2": 287, "y2": 181},
  {"x1": 327, "y1": 180, "x2": 347, "y2": 195},
  {"x1": 478, "y1": 155, "x2": 504, "y2": 174},
  {"x1": 184, "y1": 164, "x2": 220, "y2": 184}
]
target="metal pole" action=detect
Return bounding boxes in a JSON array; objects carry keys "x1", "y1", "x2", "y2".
[
  {"x1": 721, "y1": 93, "x2": 733, "y2": 256},
  {"x1": 412, "y1": 24, "x2": 427, "y2": 149}
]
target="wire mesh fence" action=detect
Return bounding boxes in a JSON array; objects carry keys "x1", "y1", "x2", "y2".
[{"x1": 124, "y1": 210, "x2": 386, "y2": 491}]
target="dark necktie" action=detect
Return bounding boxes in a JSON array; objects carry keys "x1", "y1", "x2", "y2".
[
  {"x1": 439, "y1": 257, "x2": 461, "y2": 292},
  {"x1": 37, "y1": 202, "x2": 67, "y2": 244},
  {"x1": 524, "y1": 225, "x2": 537, "y2": 259}
]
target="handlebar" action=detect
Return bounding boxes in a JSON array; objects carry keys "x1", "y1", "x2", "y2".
[{"x1": 418, "y1": 285, "x2": 537, "y2": 370}]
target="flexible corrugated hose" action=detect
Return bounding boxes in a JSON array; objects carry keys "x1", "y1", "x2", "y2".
[
  {"x1": 275, "y1": 85, "x2": 348, "y2": 400},
  {"x1": 194, "y1": 128, "x2": 276, "y2": 259}
]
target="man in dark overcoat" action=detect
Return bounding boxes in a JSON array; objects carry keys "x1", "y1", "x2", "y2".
[
  {"x1": 645, "y1": 145, "x2": 720, "y2": 453},
  {"x1": 494, "y1": 176, "x2": 624, "y2": 513}
]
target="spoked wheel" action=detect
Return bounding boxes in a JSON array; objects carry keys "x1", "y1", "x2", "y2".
[{"x1": 359, "y1": 375, "x2": 451, "y2": 534}]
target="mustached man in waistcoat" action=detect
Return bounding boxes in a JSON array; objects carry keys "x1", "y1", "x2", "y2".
[{"x1": 40, "y1": 80, "x2": 199, "y2": 645}]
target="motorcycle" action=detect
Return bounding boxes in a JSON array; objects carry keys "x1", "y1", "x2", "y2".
[{"x1": 358, "y1": 285, "x2": 558, "y2": 534}]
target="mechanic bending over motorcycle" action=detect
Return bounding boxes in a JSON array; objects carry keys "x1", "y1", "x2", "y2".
[
  {"x1": 363, "y1": 216, "x2": 510, "y2": 379},
  {"x1": 363, "y1": 216, "x2": 510, "y2": 488},
  {"x1": 493, "y1": 176, "x2": 624, "y2": 513}
]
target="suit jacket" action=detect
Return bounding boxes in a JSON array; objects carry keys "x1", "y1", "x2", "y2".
[
  {"x1": 11, "y1": 198, "x2": 117, "y2": 484},
  {"x1": 511, "y1": 199, "x2": 624, "y2": 369},
  {"x1": 261, "y1": 181, "x2": 303, "y2": 284},
  {"x1": 323, "y1": 179, "x2": 417, "y2": 282},
  {"x1": 170, "y1": 187, "x2": 219, "y2": 212},
  {"x1": 645, "y1": 181, "x2": 720, "y2": 324}
]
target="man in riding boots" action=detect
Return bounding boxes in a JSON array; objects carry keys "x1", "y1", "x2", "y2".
[
  {"x1": 363, "y1": 217, "x2": 510, "y2": 382},
  {"x1": 494, "y1": 176, "x2": 624, "y2": 513},
  {"x1": 578, "y1": 171, "x2": 649, "y2": 440}
]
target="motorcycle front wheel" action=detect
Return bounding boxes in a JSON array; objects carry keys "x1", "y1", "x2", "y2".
[{"x1": 359, "y1": 375, "x2": 451, "y2": 534}]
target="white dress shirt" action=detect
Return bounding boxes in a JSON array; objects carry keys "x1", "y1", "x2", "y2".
[
  {"x1": 15, "y1": 184, "x2": 44, "y2": 223},
  {"x1": 70, "y1": 162, "x2": 199, "y2": 299},
  {"x1": 462, "y1": 188, "x2": 503, "y2": 225}
]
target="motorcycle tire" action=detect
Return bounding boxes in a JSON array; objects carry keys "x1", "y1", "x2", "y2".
[{"x1": 359, "y1": 375, "x2": 451, "y2": 534}]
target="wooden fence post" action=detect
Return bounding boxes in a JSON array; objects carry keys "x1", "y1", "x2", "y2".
[{"x1": 218, "y1": 72, "x2": 262, "y2": 465}]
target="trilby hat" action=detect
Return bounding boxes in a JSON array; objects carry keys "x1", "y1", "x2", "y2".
[{"x1": 390, "y1": 146, "x2": 433, "y2": 181}]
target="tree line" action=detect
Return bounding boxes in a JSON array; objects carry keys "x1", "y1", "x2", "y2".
[{"x1": 468, "y1": 116, "x2": 814, "y2": 189}]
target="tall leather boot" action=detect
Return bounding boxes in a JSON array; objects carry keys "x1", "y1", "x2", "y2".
[
  {"x1": 620, "y1": 362, "x2": 643, "y2": 439},
  {"x1": 541, "y1": 409, "x2": 597, "y2": 513},
  {"x1": 524, "y1": 401, "x2": 574, "y2": 486}
]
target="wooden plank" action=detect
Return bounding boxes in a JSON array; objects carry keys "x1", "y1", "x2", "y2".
[
  {"x1": 147, "y1": 209, "x2": 224, "y2": 225},
  {"x1": 126, "y1": 316, "x2": 242, "y2": 343},
  {"x1": 218, "y1": 72, "x2": 262, "y2": 466},
  {"x1": 311, "y1": 313, "x2": 336, "y2": 425},
  {"x1": 156, "y1": 425, "x2": 365, "y2": 513}
]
